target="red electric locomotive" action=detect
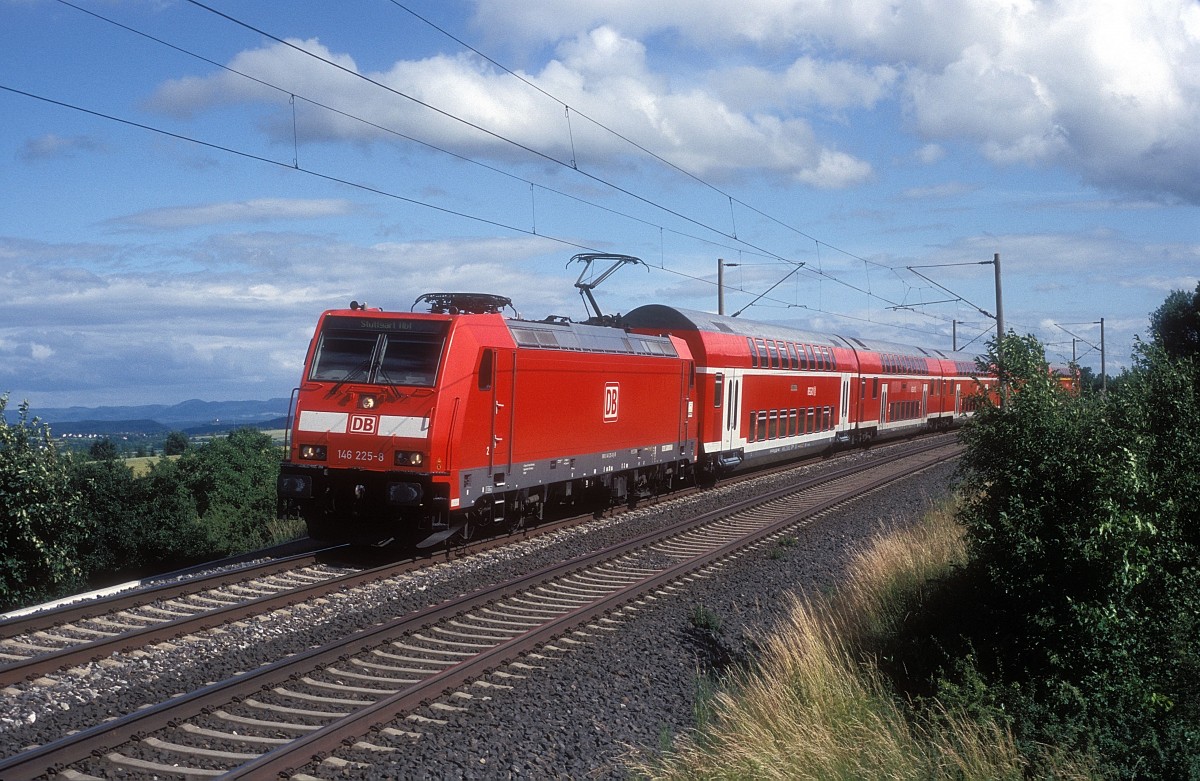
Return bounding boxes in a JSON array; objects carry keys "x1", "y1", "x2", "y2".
[{"x1": 277, "y1": 292, "x2": 698, "y2": 545}]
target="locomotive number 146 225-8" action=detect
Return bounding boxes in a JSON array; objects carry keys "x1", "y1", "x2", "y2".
[{"x1": 338, "y1": 449, "x2": 385, "y2": 463}]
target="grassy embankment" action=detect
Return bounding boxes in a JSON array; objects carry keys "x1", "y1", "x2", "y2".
[{"x1": 629, "y1": 500, "x2": 1095, "y2": 780}]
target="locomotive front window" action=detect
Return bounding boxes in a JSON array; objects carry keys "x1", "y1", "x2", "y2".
[
  {"x1": 310, "y1": 334, "x2": 378, "y2": 382},
  {"x1": 377, "y1": 333, "x2": 444, "y2": 386},
  {"x1": 309, "y1": 317, "x2": 448, "y2": 387}
]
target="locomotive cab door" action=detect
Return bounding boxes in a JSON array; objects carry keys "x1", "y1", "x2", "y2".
[{"x1": 483, "y1": 348, "x2": 515, "y2": 484}]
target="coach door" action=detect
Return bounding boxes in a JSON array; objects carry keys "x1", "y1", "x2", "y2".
[
  {"x1": 720, "y1": 372, "x2": 742, "y2": 450},
  {"x1": 880, "y1": 383, "x2": 889, "y2": 426},
  {"x1": 838, "y1": 373, "x2": 851, "y2": 435}
]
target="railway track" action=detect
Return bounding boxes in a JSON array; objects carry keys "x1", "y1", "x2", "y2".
[
  {"x1": 0, "y1": 431, "x2": 878, "y2": 689},
  {"x1": 0, "y1": 438, "x2": 960, "y2": 780},
  {"x1": 0, "y1": 507, "x2": 611, "y2": 688}
]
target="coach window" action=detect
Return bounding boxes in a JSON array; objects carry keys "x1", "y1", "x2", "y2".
[
  {"x1": 756, "y1": 412, "x2": 768, "y2": 442},
  {"x1": 756, "y1": 339, "x2": 769, "y2": 369},
  {"x1": 748, "y1": 337, "x2": 759, "y2": 368},
  {"x1": 788, "y1": 409, "x2": 798, "y2": 436},
  {"x1": 714, "y1": 373, "x2": 725, "y2": 408},
  {"x1": 804, "y1": 344, "x2": 816, "y2": 370},
  {"x1": 768, "y1": 411, "x2": 778, "y2": 439},
  {"x1": 477, "y1": 349, "x2": 494, "y2": 391},
  {"x1": 767, "y1": 340, "x2": 780, "y2": 369},
  {"x1": 829, "y1": 348, "x2": 838, "y2": 371}
]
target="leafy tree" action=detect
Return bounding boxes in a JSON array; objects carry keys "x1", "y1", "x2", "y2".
[
  {"x1": 944, "y1": 332, "x2": 1200, "y2": 776},
  {"x1": 175, "y1": 427, "x2": 282, "y2": 555},
  {"x1": 135, "y1": 457, "x2": 217, "y2": 567},
  {"x1": 163, "y1": 430, "x2": 190, "y2": 456},
  {"x1": 1149, "y1": 281, "x2": 1200, "y2": 360},
  {"x1": 0, "y1": 395, "x2": 87, "y2": 610},
  {"x1": 71, "y1": 457, "x2": 139, "y2": 580},
  {"x1": 88, "y1": 437, "x2": 120, "y2": 461}
]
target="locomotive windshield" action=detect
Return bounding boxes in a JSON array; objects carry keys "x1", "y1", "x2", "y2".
[{"x1": 309, "y1": 316, "x2": 448, "y2": 387}]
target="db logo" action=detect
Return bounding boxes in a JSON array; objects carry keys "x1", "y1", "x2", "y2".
[
  {"x1": 603, "y1": 383, "x2": 619, "y2": 422},
  {"x1": 349, "y1": 414, "x2": 378, "y2": 434}
]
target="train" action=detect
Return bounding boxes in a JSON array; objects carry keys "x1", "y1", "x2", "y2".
[{"x1": 276, "y1": 259, "x2": 996, "y2": 546}]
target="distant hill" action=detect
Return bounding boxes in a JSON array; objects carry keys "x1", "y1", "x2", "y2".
[{"x1": 5, "y1": 398, "x2": 291, "y2": 435}]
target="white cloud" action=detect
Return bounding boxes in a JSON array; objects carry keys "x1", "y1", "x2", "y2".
[
  {"x1": 902, "y1": 182, "x2": 979, "y2": 199},
  {"x1": 110, "y1": 199, "x2": 358, "y2": 230},
  {"x1": 914, "y1": 144, "x2": 946, "y2": 164},
  {"x1": 470, "y1": 0, "x2": 1200, "y2": 202},
  {"x1": 710, "y1": 58, "x2": 899, "y2": 114},
  {"x1": 0, "y1": 231, "x2": 565, "y2": 406},
  {"x1": 148, "y1": 28, "x2": 872, "y2": 187},
  {"x1": 20, "y1": 134, "x2": 106, "y2": 161}
]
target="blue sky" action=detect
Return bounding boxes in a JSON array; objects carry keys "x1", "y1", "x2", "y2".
[{"x1": 2, "y1": 0, "x2": 1198, "y2": 409}]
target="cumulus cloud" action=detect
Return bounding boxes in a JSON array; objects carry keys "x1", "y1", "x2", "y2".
[
  {"x1": 471, "y1": 0, "x2": 1200, "y2": 202},
  {"x1": 147, "y1": 27, "x2": 872, "y2": 187}
]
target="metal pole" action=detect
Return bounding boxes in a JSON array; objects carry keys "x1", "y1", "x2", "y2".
[
  {"x1": 993, "y1": 253, "x2": 1004, "y2": 343},
  {"x1": 1100, "y1": 317, "x2": 1106, "y2": 393},
  {"x1": 953, "y1": 320, "x2": 958, "y2": 351},
  {"x1": 718, "y1": 258, "x2": 725, "y2": 315}
]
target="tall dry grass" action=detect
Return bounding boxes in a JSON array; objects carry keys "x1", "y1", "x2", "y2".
[{"x1": 628, "y1": 501, "x2": 1060, "y2": 780}]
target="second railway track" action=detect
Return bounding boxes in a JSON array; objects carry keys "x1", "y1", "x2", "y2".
[{"x1": 1, "y1": 437, "x2": 960, "y2": 780}]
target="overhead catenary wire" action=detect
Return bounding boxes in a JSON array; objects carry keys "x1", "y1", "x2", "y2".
[
  {"x1": 23, "y1": 1, "x2": 997, "y2": 345},
  {"x1": 52, "y1": 0, "x2": 942, "y2": 324},
  {"x1": 46, "y1": 0, "x2": 793, "y2": 264}
]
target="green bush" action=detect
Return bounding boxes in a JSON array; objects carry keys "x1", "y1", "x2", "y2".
[
  {"x1": 0, "y1": 395, "x2": 87, "y2": 611},
  {"x1": 942, "y1": 334, "x2": 1200, "y2": 777},
  {"x1": 176, "y1": 428, "x2": 282, "y2": 555}
]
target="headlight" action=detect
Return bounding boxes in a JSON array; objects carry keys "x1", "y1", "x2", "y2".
[
  {"x1": 299, "y1": 444, "x2": 327, "y2": 461},
  {"x1": 394, "y1": 450, "x2": 424, "y2": 467},
  {"x1": 277, "y1": 475, "x2": 313, "y2": 498},
  {"x1": 359, "y1": 394, "x2": 377, "y2": 410}
]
